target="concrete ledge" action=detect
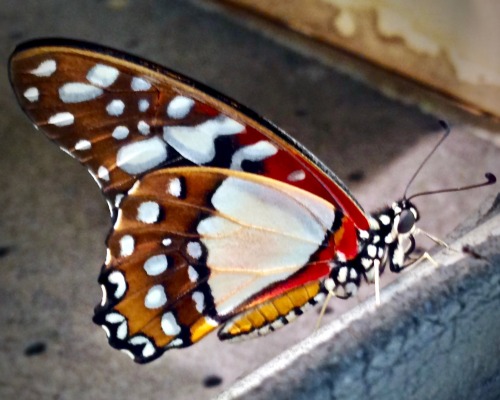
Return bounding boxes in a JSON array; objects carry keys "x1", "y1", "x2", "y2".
[{"x1": 219, "y1": 194, "x2": 500, "y2": 400}]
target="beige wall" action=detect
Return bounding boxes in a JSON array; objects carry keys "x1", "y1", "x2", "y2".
[{"x1": 225, "y1": 0, "x2": 500, "y2": 119}]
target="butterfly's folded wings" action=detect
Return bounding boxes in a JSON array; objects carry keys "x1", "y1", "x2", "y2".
[
  {"x1": 94, "y1": 167, "x2": 337, "y2": 362},
  {"x1": 9, "y1": 39, "x2": 371, "y2": 363}
]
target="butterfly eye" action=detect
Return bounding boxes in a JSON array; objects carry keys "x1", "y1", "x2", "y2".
[{"x1": 397, "y1": 210, "x2": 416, "y2": 234}]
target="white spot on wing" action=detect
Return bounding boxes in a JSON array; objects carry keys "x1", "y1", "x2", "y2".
[
  {"x1": 75, "y1": 139, "x2": 92, "y2": 151},
  {"x1": 48, "y1": 112, "x2": 74, "y2": 127},
  {"x1": 168, "y1": 338, "x2": 184, "y2": 348},
  {"x1": 230, "y1": 141, "x2": 278, "y2": 170},
  {"x1": 186, "y1": 241, "x2": 202, "y2": 259},
  {"x1": 167, "y1": 178, "x2": 182, "y2": 197},
  {"x1": 106, "y1": 99, "x2": 125, "y2": 116},
  {"x1": 144, "y1": 285, "x2": 167, "y2": 309},
  {"x1": 97, "y1": 166, "x2": 110, "y2": 181},
  {"x1": 131, "y1": 77, "x2": 151, "y2": 91},
  {"x1": 137, "y1": 121, "x2": 150, "y2": 135},
  {"x1": 144, "y1": 254, "x2": 168, "y2": 276},
  {"x1": 112, "y1": 125, "x2": 129, "y2": 140},
  {"x1": 116, "y1": 137, "x2": 167, "y2": 174},
  {"x1": 142, "y1": 343, "x2": 155, "y2": 358},
  {"x1": 87, "y1": 64, "x2": 119, "y2": 87},
  {"x1": 119, "y1": 235, "x2": 135, "y2": 257},
  {"x1": 116, "y1": 321, "x2": 128, "y2": 340},
  {"x1": 137, "y1": 201, "x2": 160, "y2": 224},
  {"x1": 192, "y1": 291, "x2": 205, "y2": 313},
  {"x1": 287, "y1": 170, "x2": 306, "y2": 182},
  {"x1": 105, "y1": 312, "x2": 125, "y2": 324},
  {"x1": 108, "y1": 271, "x2": 126, "y2": 298},
  {"x1": 162, "y1": 238, "x2": 172, "y2": 247},
  {"x1": 164, "y1": 116, "x2": 245, "y2": 164},
  {"x1": 30, "y1": 59, "x2": 56, "y2": 77},
  {"x1": 23, "y1": 87, "x2": 39, "y2": 102},
  {"x1": 59, "y1": 83, "x2": 103, "y2": 103},
  {"x1": 187, "y1": 265, "x2": 199, "y2": 282},
  {"x1": 167, "y1": 96, "x2": 195, "y2": 119},
  {"x1": 129, "y1": 336, "x2": 155, "y2": 358},
  {"x1": 161, "y1": 312, "x2": 181, "y2": 336},
  {"x1": 138, "y1": 99, "x2": 149, "y2": 112}
]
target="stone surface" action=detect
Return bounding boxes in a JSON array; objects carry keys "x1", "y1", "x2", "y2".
[{"x1": 0, "y1": 1, "x2": 498, "y2": 399}]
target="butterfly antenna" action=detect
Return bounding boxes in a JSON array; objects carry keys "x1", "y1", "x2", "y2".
[
  {"x1": 407, "y1": 173, "x2": 496, "y2": 201},
  {"x1": 403, "y1": 120, "x2": 450, "y2": 200}
]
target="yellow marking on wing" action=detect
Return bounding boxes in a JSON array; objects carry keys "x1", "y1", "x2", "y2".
[{"x1": 190, "y1": 317, "x2": 218, "y2": 343}]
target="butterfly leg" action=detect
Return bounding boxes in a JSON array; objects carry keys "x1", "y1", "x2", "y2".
[
  {"x1": 313, "y1": 261, "x2": 365, "y2": 329},
  {"x1": 315, "y1": 279, "x2": 336, "y2": 331},
  {"x1": 406, "y1": 251, "x2": 439, "y2": 268},
  {"x1": 415, "y1": 228, "x2": 452, "y2": 250}
]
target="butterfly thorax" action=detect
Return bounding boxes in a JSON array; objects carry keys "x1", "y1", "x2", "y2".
[{"x1": 326, "y1": 200, "x2": 419, "y2": 298}]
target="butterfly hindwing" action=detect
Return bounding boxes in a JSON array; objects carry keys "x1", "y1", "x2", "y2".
[
  {"x1": 9, "y1": 38, "x2": 369, "y2": 230},
  {"x1": 94, "y1": 167, "x2": 341, "y2": 362}
]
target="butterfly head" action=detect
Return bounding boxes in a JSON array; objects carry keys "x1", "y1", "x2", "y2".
[{"x1": 370, "y1": 199, "x2": 419, "y2": 274}]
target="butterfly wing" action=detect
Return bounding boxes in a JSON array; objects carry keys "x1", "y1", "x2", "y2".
[
  {"x1": 9, "y1": 38, "x2": 369, "y2": 230},
  {"x1": 94, "y1": 167, "x2": 343, "y2": 362}
]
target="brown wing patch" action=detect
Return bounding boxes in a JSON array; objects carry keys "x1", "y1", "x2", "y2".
[{"x1": 93, "y1": 168, "x2": 227, "y2": 362}]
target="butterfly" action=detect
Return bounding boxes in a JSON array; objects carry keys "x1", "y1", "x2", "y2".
[{"x1": 7, "y1": 38, "x2": 460, "y2": 364}]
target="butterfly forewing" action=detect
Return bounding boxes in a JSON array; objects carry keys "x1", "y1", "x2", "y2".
[{"x1": 9, "y1": 39, "x2": 369, "y2": 229}]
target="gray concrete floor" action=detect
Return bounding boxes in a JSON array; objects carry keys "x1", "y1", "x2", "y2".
[{"x1": 0, "y1": 1, "x2": 498, "y2": 399}]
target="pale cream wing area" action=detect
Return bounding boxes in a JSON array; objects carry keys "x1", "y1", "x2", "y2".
[{"x1": 198, "y1": 175, "x2": 336, "y2": 315}]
